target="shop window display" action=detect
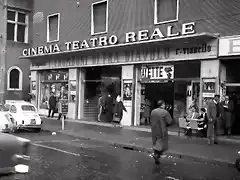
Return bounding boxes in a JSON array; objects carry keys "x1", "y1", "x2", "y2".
[
  {"x1": 39, "y1": 70, "x2": 69, "y2": 110},
  {"x1": 40, "y1": 83, "x2": 68, "y2": 109}
]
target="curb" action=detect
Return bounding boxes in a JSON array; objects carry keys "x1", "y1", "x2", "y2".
[
  {"x1": 43, "y1": 127, "x2": 235, "y2": 168},
  {"x1": 40, "y1": 117, "x2": 240, "y2": 145}
]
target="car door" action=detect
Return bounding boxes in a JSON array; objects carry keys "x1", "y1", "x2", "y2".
[
  {"x1": 0, "y1": 133, "x2": 31, "y2": 171},
  {"x1": 0, "y1": 114, "x2": 6, "y2": 132},
  {"x1": 0, "y1": 133, "x2": 20, "y2": 170},
  {"x1": 9, "y1": 105, "x2": 18, "y2": 123}
]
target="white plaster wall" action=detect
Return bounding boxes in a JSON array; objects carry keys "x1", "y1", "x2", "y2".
[
  {"x1": 220, "y1": 63, "x2": 227, "y2": 98},
  {"x1": 31, "y1": 71, "x2": 37, "y2": 81},
  {"x1": 134, "y1": 67, "x2": 141, "y2": 126},
  {"x1": 220, "y1": 64, "x2": 226, "y2": 82},
  {"x1": 201, "y1": 60, "x2": 220, "y2": 78},
  {"x1": 78, "y1": 68, "x2": 85, "y2": 119},
  {"x1": 30, "y1": 71, "x2": 37, "y2": 107},
  {"x1": 68, "y1": 68, "x2": 77, "y2": 119}
]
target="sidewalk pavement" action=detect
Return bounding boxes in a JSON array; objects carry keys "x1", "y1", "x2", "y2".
[{"x1": 40, "y1": 117, "x2": 239, "y2": 167}]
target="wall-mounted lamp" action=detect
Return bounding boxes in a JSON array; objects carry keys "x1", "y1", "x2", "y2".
[{"x1": 76, "y1": 1, "x2": 80, "y2": 7}]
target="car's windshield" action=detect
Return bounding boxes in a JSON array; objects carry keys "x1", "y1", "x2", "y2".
[
  {"x1": 21, "y1": 105, "x2": 36, "y2": 112},
  {"x1": 0, "y1": 104, "x2": 9, "y2": 112}
]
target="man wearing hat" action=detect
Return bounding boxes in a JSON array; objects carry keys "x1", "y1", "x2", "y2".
[{"x1": 207, "y1": 94, "x2": 222, "y2": 145}]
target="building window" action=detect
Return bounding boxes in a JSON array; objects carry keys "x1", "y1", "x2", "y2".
[
  {"x1": 91, "y1": 0, "x2": 108, "y2": 35},
  {"x1": 7, "y1": 66, "x2": 23, "y2": 91},
  {"x1": 7, "y1": 10, "x2": 29, "y2": 43},
  {"x1": 154, "y1": 0, "x2": 179, "y2": 24},
  {"x1": 47, "y1": 13, "x2": 60, "y2": 42}
]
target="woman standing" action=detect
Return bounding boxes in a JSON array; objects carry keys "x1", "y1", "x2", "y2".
[
  {"x1": 113, "y1": 95, "x2": 127, "y2": 127},
  {"x1": 151, "y1": 100, "x2": 173, "y2": 165},
  {"x1": 143, "y1": 98, "x2": 151, "y2": 125}
]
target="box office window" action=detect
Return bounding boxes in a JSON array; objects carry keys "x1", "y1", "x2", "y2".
[
  {"x1": 91, "y1": 0, "x2": 108, "y2": 35},
  {"x1": 154, "y1": 0, "x2": 179, "y2": 24}
]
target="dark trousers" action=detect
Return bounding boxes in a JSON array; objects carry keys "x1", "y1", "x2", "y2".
[
  {"x1": 207, "y1": 119, "x2": 220, "y2": 143},
  {"x1": 154, "y1": 150, "x2": 163, "y2": 159},
  {"x1": 48, "y1": 107, "x2": 55, "y2": 118}
]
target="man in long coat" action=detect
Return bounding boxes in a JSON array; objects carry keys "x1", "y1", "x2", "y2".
[
  {"x1": 222, "y1": 95, "x2": 234, "y2": 136},
  {"x1": 207, "y1": 94, "x2": 222, "y2": 145},
  {"x1": 48, "y1": 92, "x2": 57, "y2": 118},
  {"x1": 150, "y1": 100, "x2": 173, "y2": 165}
]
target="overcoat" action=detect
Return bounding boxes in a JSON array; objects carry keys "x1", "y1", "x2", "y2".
[
  {"x1": 222, "y1": 100, "x2": 234, "y2": 129},
  {"x1": 207, "y1": 100, "x2": 222, "y2": 137},
  {"x1": 114, "y1": 101, "x2": 126, "y2": 120},
  {"x1": 150, "y1": 107, "x2": 172, "y2": 152}
]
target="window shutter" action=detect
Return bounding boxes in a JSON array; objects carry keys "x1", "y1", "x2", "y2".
[
  {"x1": 157, "y1": 0, "x2": 177, "y2": 22},
  {"x1": 93, "y1": 2, "x2": 107, "y2": 34},
  {"x1": 49, "y1": 15, "x2": 59, "y2": 41},
  {"x1": 10, "y1": 69, "x2": 20, "y2": 89}
]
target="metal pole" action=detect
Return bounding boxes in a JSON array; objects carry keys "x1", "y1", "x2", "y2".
[{"x1": 61, "y1": 114, "x2": 65, "y2": 130}]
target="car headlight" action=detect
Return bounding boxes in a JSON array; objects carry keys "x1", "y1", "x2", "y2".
[{"x1": 14, "y1": 164, "x2": 29, "y2": 173}]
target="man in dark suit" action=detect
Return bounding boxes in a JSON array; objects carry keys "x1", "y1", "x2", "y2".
[
  {"x1": 198, "y1": 108, "x2": 208, "y2": 137},
  {"x1": 222, "y1": 95, "x2": 234, "y2": 136},
  {"x1": 48, "y1": 92, "x2": 57, "y2": 118},
  {"x1": 207, "y1": 95, "x2": 222, "y2": 145}
]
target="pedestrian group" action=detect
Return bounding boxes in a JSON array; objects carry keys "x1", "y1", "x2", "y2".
[{"x1": 46, "y1": 91, "x2": 234, "y2": 165}]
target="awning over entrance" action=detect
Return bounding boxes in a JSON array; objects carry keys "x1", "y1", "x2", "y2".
[{"x1": 19, "y1": 32, "x2": 218, "y2": 60}]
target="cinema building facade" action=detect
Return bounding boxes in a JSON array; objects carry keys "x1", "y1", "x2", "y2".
[{"x1": 21, "y1": 0, "x2": 240, "y2": 133}]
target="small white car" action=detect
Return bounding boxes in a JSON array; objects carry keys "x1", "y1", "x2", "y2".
[{"x1": 5, "y1": 102, "x2": 42, "y2": 132}]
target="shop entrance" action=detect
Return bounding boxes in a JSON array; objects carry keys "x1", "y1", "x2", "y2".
[
  {"x1": 222, "y1": 59, "x2": 240, "y2": 135},
  {"x1": 225, "y1": 84, "x2": 240, "y2": 135},
  {"x1": 140, "y1": 81, "x2": 174, "y2": 125},
  {"x1": 84, "y1": 66, "x2": 121, "y2": 120}
]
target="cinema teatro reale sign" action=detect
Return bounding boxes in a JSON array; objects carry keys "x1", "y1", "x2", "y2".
[{"x1": 23, "y1": 22, "x2": 197, "y2": 57}]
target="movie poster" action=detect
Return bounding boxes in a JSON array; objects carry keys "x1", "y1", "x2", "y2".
[{"x1": 123, "y1": 80, "x2": 132, "y2": 101}]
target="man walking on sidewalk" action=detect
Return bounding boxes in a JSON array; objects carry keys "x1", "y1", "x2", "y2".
[
  {"x1": 150, "y1": 100, "x2": 173, "y2": 165},
  {"x1": 207, "y1": 94, "x2": 222, "y2": 145}
]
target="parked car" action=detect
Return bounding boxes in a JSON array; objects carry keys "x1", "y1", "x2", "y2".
[
  {"x1": 5, "y1": 102, "x2": 42, "y2": 132},
  {"x1": 0, "y1": 132, "x2": 30, "y2": 174}
]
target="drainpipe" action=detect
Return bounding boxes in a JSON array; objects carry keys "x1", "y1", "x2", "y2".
[{"x1": 0, "y1": 0, "x2": 7, "y2": 103}]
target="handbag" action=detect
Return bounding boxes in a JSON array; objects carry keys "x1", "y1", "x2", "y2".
[
  {"x1": 153, "y1": 138, "x2": 164, "y2": 151},
  {"x1": 113, "y1": 114, "x2": 121, "y2": 123},
  {"x1": 54, "y1": 107, "x2": 58, "y2": 113}
]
